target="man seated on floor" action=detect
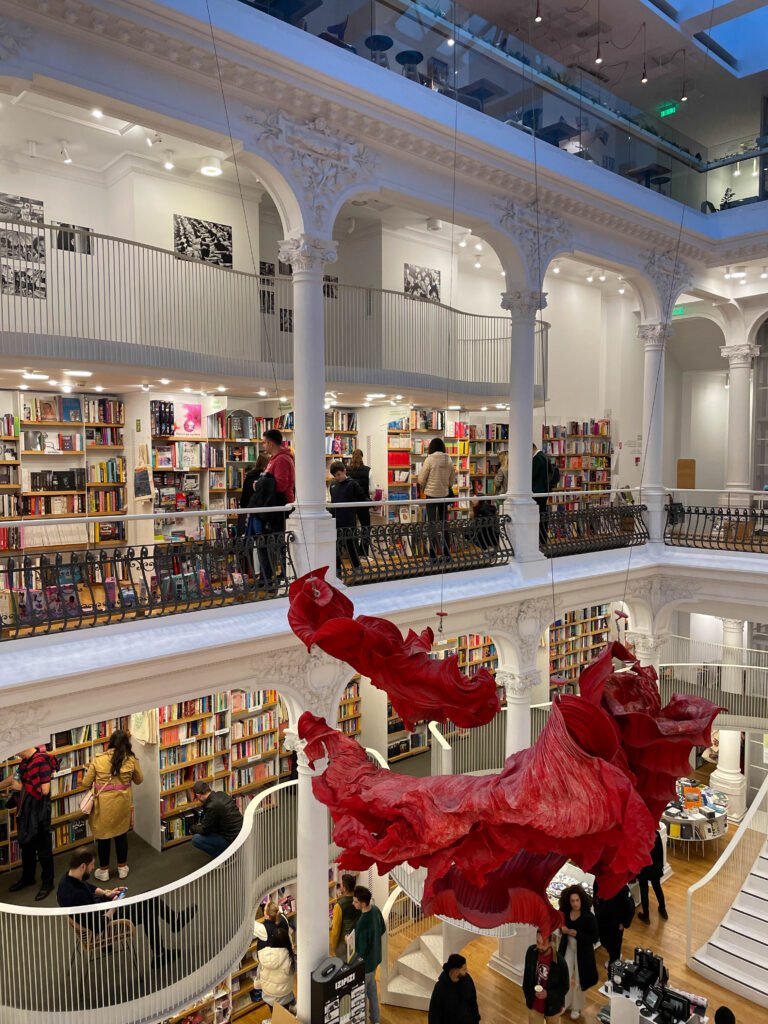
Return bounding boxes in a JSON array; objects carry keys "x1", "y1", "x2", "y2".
[
  {"x1": 190, "y1": 780, "x2": 243, "y2": 858},
  {"x1": 58, "y1": 847, "x2": 194, "y2": 963}
]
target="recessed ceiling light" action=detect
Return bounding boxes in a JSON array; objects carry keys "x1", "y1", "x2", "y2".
[
  {"x1": 92, "y1": 108, "x2": 103, "y2": 119},
  {"x1": 257, "y1": 389, "x2": 268, "y2": 397},
  {"x1": 481, "y1": 405, "x2": 488, "y2": 411},
  {"x1": 761, "y1": 268, "x2": 768, "y2": 280},
  {"x1": 724, "y1": 267, "x2": 732, "y2": 279},
  {"x1": 447, "y1": 37, "x2": 455, "y2": 47},
  {"x1": 93, "y1": 386, "x2": 104, "y2": 392},
  {"x1": 363, "y1": 401, "x2": 370, "y2": 407},
  {"x1": 448, "y1": 405, "x2": 461, "y2": 410},
  {"x1": 18, "y1": 384, "x2": 29, "y2": 391},
  {"x1": 598, "y1": 271, "x2": 607, "y2": 282},
  {"x1": 60, "y1": 142, "x2": 72, "y2": 164},
  {"x1": 163, "y1": 150, "x2": 175, "y2": 171},
  {"x1": 474, "y1": 242, "x2": 483, "y2": 252},
  {"x1": 552, "y1": 264, "x2": 560, "y2": 274},
  {"x1": 159, "y1": 378, "x2": 171, "y2": 385},
  {"x1": 474, "y1": 258, "x2": 482, "y2": 269},
  {"x1": 22, "y1": 372, "x2": 49, "y2": 380},
  {"x1": 47, "y1": 379, "x2": 59, "y2": 386},
  {"x1": 200, "y1": 156, "x2": 223, "y2": 177},
  {"x1": 61, "y1": 384, "x2": 73, "y2": 394},
  {"x1": 495, "y1": 403, "x2": 505, "y2": 409},
  {"x1": 618, "y1": 287, "x2": 626, "y2": 294},
  {"x1": 183, "y1": 387, "x2": 193, "y2": 393},
  {"x1": 140, "y1": 384, "x2": 150, "y2": 392},
  {"x1": 586, "y1": 272, "x2": 594, "y2": 283},
  {"x1": 367, "y1": 393, "x2": 386, "y2": 399},
  {"x1": 395, "y1": 394, "x2": 403, "y2": 400},
  {"x1": 63, "y1": 370, "x2": 92, "y2": 378},
  {"x1": 216, "y1": 385, "x2": 227, "y2": 392}
]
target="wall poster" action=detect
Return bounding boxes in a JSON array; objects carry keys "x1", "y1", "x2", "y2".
[
  {"x1": 403, "y1": 262, "x2": 440, "y2": 303},
  {"x1": 0, "y1": 192, "x2": 46, "y2": 298},
  {"x1": 173, "y1": 214, "x2": 233, "y2": 268}
]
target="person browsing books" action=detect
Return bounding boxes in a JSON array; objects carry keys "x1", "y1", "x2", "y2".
[
  {"x1": 8, "y1": 746, "x2": 56, "y2": 901},
  {"x1": 83, "y1": 729, "x2": 143, "y2": 882},
  {"x1": 329, "y1": 461, "x2": 365, "y2": 575},
  {"x1": 190, "y1": 781, "x2": 243, "y2": 858},
  {"x1": 330, "y1": 872, "x2": 360, "y2": 959},
  {"x1": 347, "y1": 449, "x2": 372, "y2": 556}
]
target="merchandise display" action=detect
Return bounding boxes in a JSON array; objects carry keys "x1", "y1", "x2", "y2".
[
  {"x1": 294, "y1": 584, "x2": 721, "y2": 936},
  {"x1": 662, "y1": 779, "x2": 728, "y2": 846}
]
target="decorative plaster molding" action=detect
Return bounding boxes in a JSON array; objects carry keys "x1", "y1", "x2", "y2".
[
  {"x1": 720, "y1": 617, "x2": 745, "y2": 631},
  {"x1": 637, "y1": 321, "x2": 671, "y2": 351},
  {"x1": 495, "y1": 667, "x2": 540, "y2": 697},
  {"x1": 247, "y1": 111, "x2": 375, "y2": 230},
  {"x1": 259, "y1": 645, "x2": 352, "y2": 720},
  {"x1": 643, "y1": 248, "x2": 693, "y2": 312},
  {"x1": 0, "y1": 16, "x2": 31, "y2": 59},
  {"x1": 626, "y1": 632, "x2": 666, "y2": 659},
  {"x1": 485, "y1": 597, "x2": 554, "y2": 666},
  {"x1": 0, "y1": 699, "x2": 51, "y2": 757},
  {"x1": 500, "y1": 288, "x2": 547, "y2": 320},
  {"x1": 720, "y1": 344, "x2": 759, "y2": 369},
  {"x1": 278, "y1": 233, "x2": 337, "y2": 273},
  {"x1": 495, "y1": 198, "x2": 573, "y2": 281},
  {"x1": 625, "y1": 575, "x2": 699, "y2": 626}
]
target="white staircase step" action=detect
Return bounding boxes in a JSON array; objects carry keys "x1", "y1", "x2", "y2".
[
  {"x1": 706, "y1": 934, "x2": 768, "y2": 975},
  {"x1": 693, "y1": 945, "x2": 768, "y2": 1008},
  {"x1": 717, "y1": 921, "x2": 768, "y2": 960},
  {"x1": 735, "y1": 885, "x2": 768, "y2": 916},
  {"x1": 419, "y1": 932, "x2": 445, "y2": 974},
  {"x1": 384, "y1": 970, "x2": 433, "y2": 1011},
  {"x1": 747, "y1": 868, "x2": 768, "y2": 895},
  {"x1": 397, "y1": 949, "x2": 441, "y2": 987},
  {"x1": 727, "y1": 904, "x2": 768, "y2": 942}
]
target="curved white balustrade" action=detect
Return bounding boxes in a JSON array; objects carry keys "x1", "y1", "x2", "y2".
[{"x1": 0, "y1": 780, "x2": 298, "y2": 1024}]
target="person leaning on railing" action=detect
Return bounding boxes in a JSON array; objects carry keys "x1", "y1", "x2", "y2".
[{"x1": 329, "y1": 461, "x2": 365, "y2": 576}]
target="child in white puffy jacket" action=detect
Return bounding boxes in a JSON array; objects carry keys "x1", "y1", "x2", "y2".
[{"x1": 255, "y1": 921, "x2": 296, "y2": 1019}]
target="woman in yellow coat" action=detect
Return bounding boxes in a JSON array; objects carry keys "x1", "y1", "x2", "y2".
[{"x1": 83, "y1": 730, "x2": 143, "y2": 882}]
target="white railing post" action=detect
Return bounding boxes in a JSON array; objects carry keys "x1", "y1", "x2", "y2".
[{"x1": 428, "y1": 722, "x2": 453, "y2": 775}]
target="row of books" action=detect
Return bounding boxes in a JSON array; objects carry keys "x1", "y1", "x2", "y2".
[
  {"x1": 160, "y1": 762, "x2": 214, "y2": 792},
  {"x1": 207, "y1": 410, "x2": 287, "y2": 441},
  {"x1": 52, "y1": 749, "x2": 91, "y2": 773},
  {"x1": 22, "y1": 468, "x2": 88, "y2": 491},
  {"x1": 158, "y1": 696, "x2": 217, "y2": 723},
  {"x1": 231, "y1": 689, "x2": 277, "y2": 712},
  {"x1": 53, "y1": 819, "x2": 88, "y2": 849},
  {"x1": 230, "y1": 710, "x2": 278, "y2": 737},
  {"x1": 0, "y1": 413, "x2": 18, "y2": 437},
  {"x1": 324, "y1": 410, "x2": 357, "y2": 431},
  {"x1": 22, "y1": 494, "x2": 87, "y2": 516},
  {"x1": 23, "y1": 430, "x2": 83, "y2": 452},
  {"x1": 410, "y1": 409, "x2": 444, "y2": 431},
  {"x1": 87, "y1": 457, "x2": 126, "y2": 483},
  {"x1": 160, "y1": 719, "x2": 214, "y2": 743},
  {"x1": 555, "y1": 607, "x2": 610, "y2": 625},
  {"x1": 86, "y1": 425, "x2": 123, "y2": 447},
  {"x1": 53, "y1": 725, "x2": 93, "y2": 745},
  {"x1": 159, "y1": 739, "x2": 219, "y2": 769},
  {"x1": 150, "y1": 400, "x2": 176, "y2": 437},
  {"x1": 83, "y1": 398, "x2": 124, "y2": 424},
  {"x1": 161, "y1": 812, "x2": 198, "y2": 843},
  {"x1": 543, "y1": 419, "x2": 611, "y2": 438},
  {"x1": 0, "y1": 495, "x2": 20, "y2": 518},
  {"x1": 338, "y1": 717, "x2": 359, "y2": 736},
  {"x1": 231, "y1": 737, "x2": 278, "y2": 759},
  {"x1": 325, "y1": 434, "x2": 356, "y2": 456},
  {"x1": 51, "y1": 769, "x2": 87, "y2": 796},
  {"x1": 546, "y1": 440, "x2": 613, "y2": 456},
  {"x1": 22, "y1": 396, "x2": 82, "y2": 423},
  {"x1": 231, "y1": 761, "x2": 274, "y2": 790},
  {"x1": 0, "y1": 841, "x2": 20, "y2": 867},
  {"x1": 88, "y1": 489, "x2": 124, "y2": 513}
]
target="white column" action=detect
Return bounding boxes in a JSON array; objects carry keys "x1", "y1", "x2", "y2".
[
  {"x1": 720, "y1": 345, "x2": 759, "y2": 495},
  {"x1": 630, "y1": 633, "x2": 666, "y2": 677},
  {"x1": 710, "y1": 727, "x2": 747, "y2": 822},
  {"x1": 497, "y1": 668, "x2": 539, "y2": 755},
  {"x1": 284, "y1": 728, "x2": 331, "y2": 1022},
  {"x1": 637, "y1": 322, "x2": 670, "y2": 541},
  {"x1": 279, "y1": 234, "x2": 339, "y2": 577},
  {"x1": 721, "y1": 617, "x2": 746, "y2": 695},
  {"x1": 501, "y1": 288, "x2": 547, "y2": 564}
]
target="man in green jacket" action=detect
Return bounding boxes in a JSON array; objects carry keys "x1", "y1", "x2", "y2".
[{"x1": 353, "y1": 885, "x2": 387, "y2": 1024}]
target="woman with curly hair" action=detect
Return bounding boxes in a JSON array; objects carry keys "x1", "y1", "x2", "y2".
[{"x1": 557, "y1": 884, "x2": 599, "y2": 1020}]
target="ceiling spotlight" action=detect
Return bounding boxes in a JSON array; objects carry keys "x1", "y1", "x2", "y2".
[
  {"x1": 552, "y1": 264, "x2": 560, "y2": 274},
  {"x1": 140, "y1": 384, "x2": 150, "y2": 392},
  {"x1": 159, "y1": 378, "x2": 171, "y2": 385},
  {"x1": 761, "y1": 267, "x2": 768, "y2": 280},
  {"x1": 183, "y1": 387, "x2": 193, "y2": 393},
  {"x1": 495, "y1": 403, "x2": 505, "y2": 409},
  {"x1": 279, "y1": 396, "x2": 289, "y2": 403},
  {"x1": 731, "y1": 266, "x2": 747, "y2": 279},
  {"x1": 216, "y1": 385, "x2": 227, "y2": 392},
  {"x1": 447, "y1": 37, "x2": 455, "y2": 47},
  {"x1": 474, "y1": 241, "x2": 483, "y2": 252},
  {"x1": 60, "y1": 142, "x2": 72, "y2": 164},
  {"x1": 200, "y1": 156, "x2": 223, "y2": 177},
  {"x1": 163, "y1": 150, "x2": 175, "y2": 171},
  {"x1": 458, "y1": 231, "x2": 471, "y2": 248},
  {"x1": 48, "y1": 379, "x2": 59, "y2": 386},
  {"x1": 448, "y1": 405, "x2": 461, "y2": 411},
  {"x1": 474, "y1": 257, "x2": 482, "y2": 268},
  {"x1": 724, "y1": 267, "x2": 731, "y2": 279},
  {"x1": 724, "y1": 373, "x2": 729, "y2": 390},
  {"x1": 18, "y1": 384, "x2": 29, "y2": 391},
  {"x1": 734, "y1": 162, "x2": 741, "y2": 177},
  {"x1": 367, "y1": 393, "x2": 386, "y2": 399},
  {"x1": 618, "y1": 287, "x2": 626, "y2": 294},
  {"x1": 586, "y1": 271, "x2": 594, "y2": 283},
  {"x1": 500, "y1": 270, "x2": 506, "y2": 277},
  {"x1": 598, "y1": 270, "x2": 607, "y2": 282},
  {"x1": 534, "y1": 0, "x2": 542, "y2": 22},
  {"x1": 61, "y1": 384, "x2": 73, "y2": 394},
  {"x1": 640, "y1": 22, "x2": 647, "y2": 84},
  {"x1": 389, "y1": 400, "x2": 396, "y2": 406},
  {"x1": 22, "y1": 372, "x2": 49, "y2": 381},
  {"x1": 146, "y1": 132, "x2": 162, "y2": 148},
  {"x1": 363, "y1": 401, "x2": 371, "y2": 407},
  {"x1": 92, "y1": 108, "x2": 103, "y2": 119},
  {"x1": 257, "y1": 388, "x2": 268, "y2": 397},
  {"x1": 481, "y1": 405, "x2": 488, "y2": 411},
  {"x1": 395, "y1": 394, "x2": 403, "y2": 400},
  {"x1": 93, "y1": 386, "x2": 104, "y2": 392},
  {"x1": 63, "y1": 370, "x2": 92, "y2": 378},
  {"x1": 594, "y1": 0, "x2": 603, "y2": 63}
]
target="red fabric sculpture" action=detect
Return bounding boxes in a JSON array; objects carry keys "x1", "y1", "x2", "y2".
[
  {"x1": 290, "y1": 576, "x2": 723, "y2": 936},
  {"x1": 288, "y1": 568, "x2": 500, "y2": 729}
]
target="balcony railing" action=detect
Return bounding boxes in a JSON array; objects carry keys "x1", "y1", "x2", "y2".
[
  {"x1": 0, "y1": 221, "x2": 547, "y2": 397},
  {"x1": 428, "y1": 713, "x2": 506, "y2": 776},
  {"x1": 665, "y1": 495, "x2": 768, "y2": 552},
  {"x1": 0, "y1": 779, "x2": 299, "y2": 1024},
  {"x1": 335, "y1": 511, "x2": 513, "y2": 585},
  {"x1": 541, "y1": 502, "x2": 649, "y2": 557}
]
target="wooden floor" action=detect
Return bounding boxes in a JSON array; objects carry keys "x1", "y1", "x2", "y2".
[{"x1": 238, "y1": 835, "x2": 757, "y2": 1023}]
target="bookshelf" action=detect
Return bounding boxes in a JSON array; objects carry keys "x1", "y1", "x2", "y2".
[
  {"x1": 0, "y1": 715, "x2": 131, "y2": 873},
  {"x1": 548, "y1": 603, "x2": 611, "y2": 692},
  {"x1": 542, "y1": 418, "x2": 612, "y2": 509},
  {"x1": 324, "y1": 409, "x2": 358, "y2": 484}
]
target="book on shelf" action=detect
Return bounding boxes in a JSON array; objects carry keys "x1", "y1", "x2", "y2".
[
  {"x1": 87, "y1": 457, "x2": 126, "y2": 483},
  {"x1": 150, "y1": 401, "x2": 175, "y2": 437},
  {"x1": 0, "y1": 413, "x2": 18, "y2": 437},
  {"x1": 83, "y1": 397, "x2": 124, "y2": 424}
]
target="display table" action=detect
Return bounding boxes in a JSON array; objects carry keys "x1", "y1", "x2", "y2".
[
  {"x1": 662, "y1": 782, "x2": 728, "y2": 858},
  {"x1": 598, "y1": 983, "x2": 708, "y2": 1024}
]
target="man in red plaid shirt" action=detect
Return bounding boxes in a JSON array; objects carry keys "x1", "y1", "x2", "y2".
[{"x1": 9, "y1": 747, "x2": 56, "y2": 901}]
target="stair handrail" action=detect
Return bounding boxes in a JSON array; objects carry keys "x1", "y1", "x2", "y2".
[
  {"x1": 686, "y1": 770, "x2": 768, "y2": 965},
  {"x1": 428, "y1": 721, "x2": 453, "y2": 775}
]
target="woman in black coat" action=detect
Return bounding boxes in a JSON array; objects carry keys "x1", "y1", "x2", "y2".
[
  {"x1": 594, "y1": 881, "x2": 635, "y2": 966},
  {"x1": 558, "y1": 884, "x2": 599, "y2": 1020},
  {"x1": 346, "y1": 449, "x2": 371, "y2": 556},
  {"x1": 236, "y1": 453, "x2": 269, "y2": 535},
  {"x1": 637, "y1": 830, "x2": 667, "y2": 923}
]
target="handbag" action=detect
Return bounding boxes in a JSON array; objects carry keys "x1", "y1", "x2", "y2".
[{"x1": 79, "y1": 778, "x2": 109, "y2": 816}]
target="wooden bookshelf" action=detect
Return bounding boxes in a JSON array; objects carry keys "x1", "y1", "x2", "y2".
[
  {"x1": 542, "y1": 418, "x2": 612, "y2": 510},
  {"x1": 548, "y1": 603, "x2": 611, "y2": 691}
]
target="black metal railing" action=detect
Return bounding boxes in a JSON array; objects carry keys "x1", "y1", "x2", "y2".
[
  {"x1": 664, "y1": 502, "x2": 768, "y2": 552},
  {"x1": 335, "y1": 514, "x2": 513, "y2": 585},
  {"x1": 0, "y1": 532, "x2": 295, "y2": 640},
  {"x1": 541, "y1": 504, "x2": 649, "y2": 557}
]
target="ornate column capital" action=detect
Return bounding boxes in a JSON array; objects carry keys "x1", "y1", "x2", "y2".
[
  {"x1": 495, "y1": 197, "x2": 574, "y2": 283},
  {"x1": 627, "y1": 632, "x2": 666, "y2": 657},
  {"x1": 720, "y1": 344, "x2": 759, "y2": 369},
  {"x1": 500, "y1": 289, "x2": 547, "y2": 321},
  {"x1": 278, "y1": 234, "x2": 337, "y2": 274},
  {"x1": 282, "y1": 726, "x2": 314, "y2": 772},
  {"x1": 637, "y1": 321, "x2": 671, "y2": 351},
  {"x1": 496, "y1": 667, "x2": 541, "y2": 699},
  {"x1": 643, "y1": 248, "x2": 692, "y2": 311}
]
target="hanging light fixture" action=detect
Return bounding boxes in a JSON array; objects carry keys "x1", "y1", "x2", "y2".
[
  {"x1": 594, "y1": 0, "x2": 603, "y2": 64},
  {"x1": 598, "y1": 270, "x2": 607, "y2": 282},
  {"x1": 680, "y1": 48, "x2": 688, "y2": 101},
  {"x1": 586, "y1": 270, "x2": 594, "y2": 283},
  {"x1": 534, "y1": 0, "x2": 542, "y2": 23},
  {"x1": 733, "y1": 162, "x2": 741, "y2": 177},
  {"x1": 60, "y1": 142, "x2": 72, "y2": 164},
  {"x1": 641, "y1": 22, "x2": 648, "y2": 83}
]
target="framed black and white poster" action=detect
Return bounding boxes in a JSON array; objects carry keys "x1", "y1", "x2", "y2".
[
  {"x1": 0, "y1": 192, "x2": 46, "y2": 298},
  {"x1": 259, "y1": 260, "x2": 275, "y2": 277},
  {"x1": 53, "y1": 222, "x2": 92, "y2": 255},
  {"x1": 404, "y1": 262, "x2": 441, "y2": 303},
  {"x1": 173, "y1": 214, "x2": 233, "y2": 268},
  {"x1": 279, "y1": 308, "x2": 294, "y2": 333},
  {"x1": 278, "y1": 258, "x2": 293, "y2": 276}
]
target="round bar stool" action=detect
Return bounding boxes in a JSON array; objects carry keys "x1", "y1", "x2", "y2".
[
  {"x1": 365, "y1": 34, "x2": 393, "y2": 68},
  {"x1": 396, "y1": 49, "x2": 424, "y2": 82},
  {"x1": 651, "y1": 175, "x2": 671, "y2": 193}
]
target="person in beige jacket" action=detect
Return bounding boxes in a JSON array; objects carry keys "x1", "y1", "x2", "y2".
[
  {"x1": 418, "y1": 437, "x2": 456, "y2": 561},
  {"x1": 83, "y1": 729, "x2": 143, "y2": 881}
]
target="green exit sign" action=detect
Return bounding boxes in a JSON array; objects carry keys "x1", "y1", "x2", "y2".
[
  {"x1": 672, "y1": 306, "x2": 685, "y2": 316},
  {"x1": 658, "y1": 102, "x2": 679, "y2": 118}
]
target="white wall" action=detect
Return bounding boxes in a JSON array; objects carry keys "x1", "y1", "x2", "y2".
[
  {"x1": 689, "y1": 612, "x2": 728, "y2": 648},
  {"x1": 0, "y1": 164, "x2": 108, "y2": 231},
  {"x1": 664, "y1": 354, "x2": 683, "y2": 489},
  {"x1": 678, "y1": 371, "x2": 728, "y2": 491}
]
